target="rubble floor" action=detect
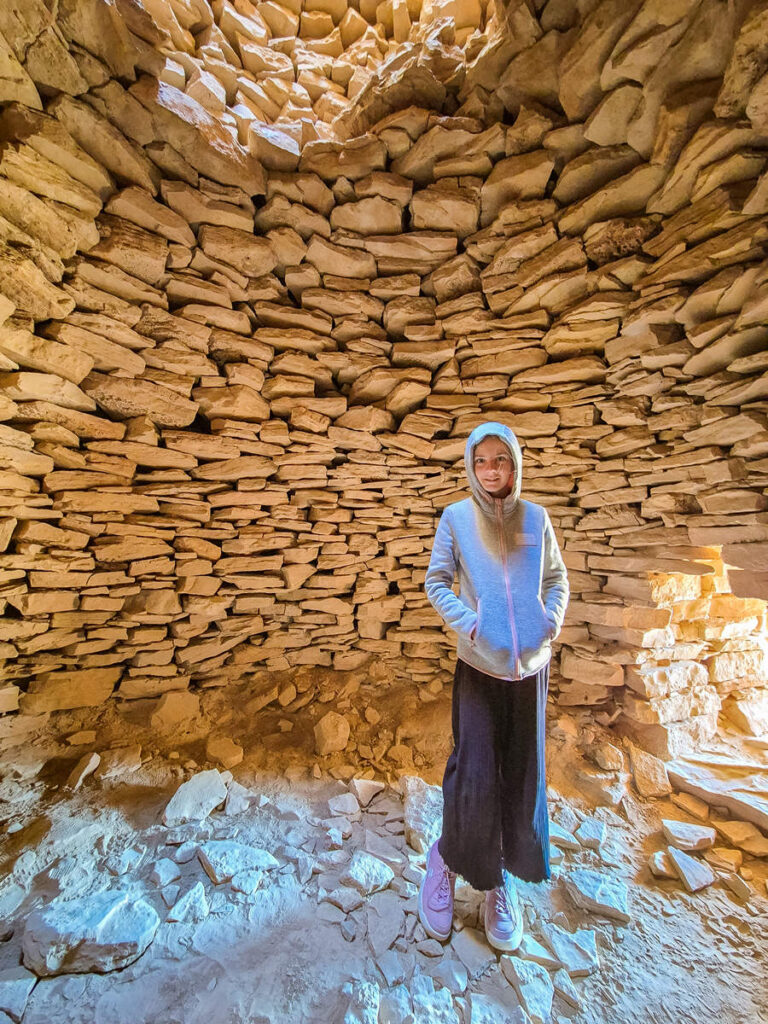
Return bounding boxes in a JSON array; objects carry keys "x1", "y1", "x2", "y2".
[{"x1": 0, "y1": 677, "x2": 767, "y2": 1024}]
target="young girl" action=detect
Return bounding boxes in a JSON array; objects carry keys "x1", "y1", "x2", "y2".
[{"x1": 420, "y1": 421, "x2": 569, "y2": 951}]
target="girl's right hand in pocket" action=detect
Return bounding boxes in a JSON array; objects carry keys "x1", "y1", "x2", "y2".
[{"x1": 470, "y1": 598, "x2": 481, "y2": 643}]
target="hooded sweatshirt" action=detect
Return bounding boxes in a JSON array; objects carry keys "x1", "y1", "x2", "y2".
[{"x1": 425, "y1": 422, "x2": 569, "y2": 681}]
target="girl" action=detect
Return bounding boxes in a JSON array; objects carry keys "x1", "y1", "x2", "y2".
[{"x1": 420, "y1": 422, "x2": 569, "y2": 951}]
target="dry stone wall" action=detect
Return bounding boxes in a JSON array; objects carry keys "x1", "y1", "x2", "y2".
[{"x1": 1, "y1": 0, "x2": 768, "y2": 757}]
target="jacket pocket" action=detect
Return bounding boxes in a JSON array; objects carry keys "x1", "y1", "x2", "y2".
[
  {"x1": 538, "y1": 597, "x2": 555, "y2": 640},
  {"x1": 470, "y1": 597, "x2": 481, "y2": 645}
]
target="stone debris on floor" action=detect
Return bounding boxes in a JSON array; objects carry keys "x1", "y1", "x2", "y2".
[{"x1": 0, "y1": 685, "x2": 766, "y2": 1024}]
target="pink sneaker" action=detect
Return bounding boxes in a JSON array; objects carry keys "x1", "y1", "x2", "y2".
[
  {"x1": 484, "y1": 883, "x2": 523, "y2": 952},
  {"x1": 418, "y1": 842, "x2": 456, "y2": 941}
]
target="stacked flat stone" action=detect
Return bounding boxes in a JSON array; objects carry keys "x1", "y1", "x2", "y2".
[{"x1": 1, "y1": 0, "x2": 768, "y2": 758}]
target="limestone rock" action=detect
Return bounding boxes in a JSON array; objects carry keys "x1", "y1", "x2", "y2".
[
  {"x1": 95, "y1": 745, "x2": 142, "y2": 782},
  {"x1": 720, "y1": 871, "x2": 752, "y2": 900},
  {"x1": 330, "y1": 196, "x2": 402, "y2": 235},
  {"x1": 198, "y1": 841, "x2": 279, "y2": 884},
  {"x1": 628, "y1": 744, "x2": 672, "y2": 798},
  {"x1": 648, "y1": 849, "x2": 676, "y2": 879},
  {"x1": 329, "y1": 792, "x2": 360, "y2": 818},
  {"x1": 163, "y1": 770, "x2": 228, "y2": 827},
  {"x1": 563, "y1": 868, "x2": 631, "y2": 923},
  {"x1": 0, "y1": 966, "x2": 36, "y2": 1023},
  {"x1": 198, "y1": 225, "x2": 276, "y2": 277},
  {"x1": 0, "y1": 31, "x2": 42, "y2": 109},
  {"x1": 542, "y1": 925, "x2": 599, "y2": 977},
  {"x1": 559, "y1": 0, "x2": 643, "y2": 121},
  {"x1": 19, "y1": 668, "x2": 120, "y2": 714},
  {"x1": 549, "y1": 821, "x2": 580, "y2": 851},
  {"x1": 64, "y1": 752, "x2": 100, "y2": 792},
  {"x1": 451, "y1": 927, "x2": 495, "y2": 976},
  {"x1": 150, "y1": 692, "x2": 200, "y2": 732},
  {"x1": 324, "y1": 886, "x2": 364, "y2": 914},
  {"x1": 150, "y1": 858, "x2": 181, "y2": 888},
  {"x1": 661, "y1": 820, "x2": 716, "y2": 852},
  {"x1": 22, "y1": 891, "x2": 159, "y2": 976},
  {"x1": 714, "y1": 819, "x2": 768, "y2": 856},
  {"x1": 401, "y1": 775, "x2": 442, "y2": 854},
  {"x1": 501, "y1": 956, "x2": 554, "y2": 1024},
  {"x1": 667, "y1": 846, "x2": 716, "y2": 893},
  {"x1": 106, "y1": 847, "x2": 144, "y2": 877},
  {"x1": 130, "y1": 78, "x2": 266, "y2": 194},
  {"x1": 481, "y1": 151, "x2": 555, "y2": 227},
  {"x1": 48, "y1": 95, "x2": 158, "y2": 195},
  {"x1": 349, "y1": 778, "x2": 386, "y2": 806},
  {"x1": 206, "y1": 736, "x2": 243, "y2": 770},
  {"x1": 339, "y1": 850, "x2": 394, "y2": 895},
  {"x1": 314, "y1": 710, "x2": 350, "y2": 755},
  {"x1": 167, "y1": 882, "x2": 209, "y2": 924},
  {"x1": 365, "y1": 890, "x2": 405, "y2": 958},
  {"x1": 342, "y1": 978, "x2": 380, "y2": 1024},
  {"x1": 574, "y1": 818, "x2": 607, "y2": 850},
  {"x1": 80, "y1": 372, "x2": 198, "y2": 428},
  {"x1": 468, "y1": 991, "x2": 528, "y2": 1023},
  {"x1": 225, "y1": 781, "x2": 253, "y2": 816},
  {"x1": 248, "y1": 123, "x2": 300, "y2": 173}
]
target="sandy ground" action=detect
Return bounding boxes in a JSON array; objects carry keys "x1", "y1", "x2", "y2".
[{"x1": 0, "y1": 677, "x2": 767, "y2": 1024}]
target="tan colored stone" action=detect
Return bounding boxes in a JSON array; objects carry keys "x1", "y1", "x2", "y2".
[
  {"x1": 130, "y1": 77, "x2": 266, "y2": 194},
  {"x1": 44, "y1": 322, "x2": 146, "y2": 377},
  {"x1": 330, "y1": 196, "x2": 403, "y2": 235},
  {"x1": 715, "y1": 2, "x2": 768, "y2": 119},
  {"x1": 553, "y1": 145, "x2": 641, "y2": 205},
  {"x1": 105, "y1": 187, "x2": 195, "y2": 246},
  {"x1": 0, "y1": 324, "x2": 93, "y2": 384},
  {"x1": 0, "y1": 371, "x2": 94, "y2": 412},
  {"x1": 300, "y1": 135, "x2": 387, "y2": 182},
  {"x1": 585, "y1": 86, "x2": 643, "y2": 147},
  {"x1": 49, "y1": 95, "x2": 158, "y2": 195},
  {"x1": 559, "y1": 164, "x2": 667, "y2": 236},
  {"x1": 559, "y1": 0, "x2": 643, "y2": 120},
  {"x1": 480, "y1": 151, "x2": 554, "y2": 227},
  {"x1": 626, "y1": 0, "x2": 742, "y2": 158},
  {"x1": 0, "y1": 177, "x2": 98, "y2": 258},
  {"x1": 20, "y1": 667, "x2": 120, "y2": 713},
  {"x1": 80, "y1": 373, "x2": 197, "y2": 427},
  {"x1": 0, "y1": 104, "x2": 111, "y2": 198},
  {"x1": 199, "y1": 225, "x2": 276, "y2": 278},
  {"x1": 0, "y1": 29, "x2": 41, "y2": 109},
  {"x1": 410, "y1": 186, "x2": 478, "y2": 238},
  {"x1": 306, "y1": 235, "x2": 377, "y2": 278},
  {"x1": 193, "y1": 385, "x2": 270, "y2": 423},
  {"x1": 248, "y1": 123, "x2": 300, "y2": 173}
]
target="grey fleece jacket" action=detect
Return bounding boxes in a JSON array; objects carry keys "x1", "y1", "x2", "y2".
[{"x1": 425, "y1": 422, "x2": 569, "y2": 681}]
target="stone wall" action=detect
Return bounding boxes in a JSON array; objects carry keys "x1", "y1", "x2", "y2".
[{"x1": 1, "y1": 0, "x2": 768, "y2": 756}]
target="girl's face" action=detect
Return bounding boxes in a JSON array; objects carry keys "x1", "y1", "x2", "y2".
[{"x1": 473, "y1": 436, "x2": 515, "y2": 498}]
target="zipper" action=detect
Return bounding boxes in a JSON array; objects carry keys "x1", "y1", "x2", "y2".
[{"x1": 495, "y1": 500, "x2": 521, "y2": 678}]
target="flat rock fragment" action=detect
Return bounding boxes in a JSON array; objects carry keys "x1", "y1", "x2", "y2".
[{"x1": 22, "y1": 891, "x2": 160, "y2": 976}]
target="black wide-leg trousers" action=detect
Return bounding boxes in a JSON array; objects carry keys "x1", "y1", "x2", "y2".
[{"x1": 438, "y1": 658, "x2": 551, "y2": 890}]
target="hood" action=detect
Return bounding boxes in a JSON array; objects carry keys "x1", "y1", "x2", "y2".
[{"x1": 464, "y1": 421, "x2": 523, "y2": 517}]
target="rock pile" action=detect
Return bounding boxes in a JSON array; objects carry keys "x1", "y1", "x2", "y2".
[
  {"x1": 1, "y1": 0, "x2": 768, "y2": 757},
  {"x1": 1, "y1": 740, "x2": 766, "y2": 1021}
]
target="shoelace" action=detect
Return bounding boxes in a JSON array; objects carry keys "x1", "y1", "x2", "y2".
[
  {"x1": 433, "y1": 867, "x2": 453, "y2": 909},
  {"x1": 494, "y1": 887, "x2": 511, "y2": 916}
]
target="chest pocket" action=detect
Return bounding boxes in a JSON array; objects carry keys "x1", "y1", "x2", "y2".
[{"x1": 512, "y1": 532, "x2": 537, "y2": 546}]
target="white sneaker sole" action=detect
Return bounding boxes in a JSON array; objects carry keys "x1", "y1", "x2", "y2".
[{"x1": 417, "y1": 884, "x2": 451, "y2": 942}]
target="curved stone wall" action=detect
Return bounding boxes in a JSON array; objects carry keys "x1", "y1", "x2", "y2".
[{"x1": 1, "y1": 0, "x2": 768, "y2": 755}]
